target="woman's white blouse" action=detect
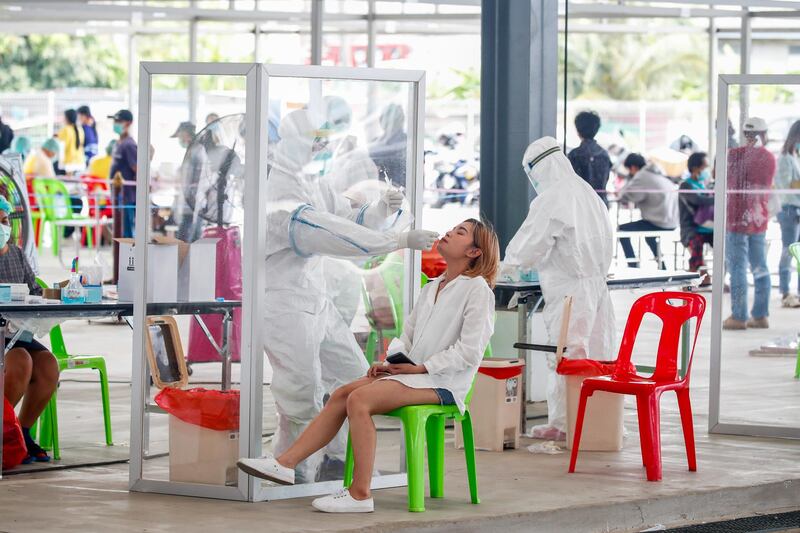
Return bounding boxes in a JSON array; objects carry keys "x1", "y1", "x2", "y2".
[{"x1": 382, "y1": 274, "x2": 495, "y2": 414}]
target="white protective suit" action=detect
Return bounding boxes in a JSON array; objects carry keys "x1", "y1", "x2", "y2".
[
  {"x1": 322, "y1": 95, "x2": 380, "y2": 194},
  {"x1": 264, "y1": 109, "x2": 421, "y2": 482},
  {"x1": 503, "y1": 136, "x2": 616, "y2": 436}
]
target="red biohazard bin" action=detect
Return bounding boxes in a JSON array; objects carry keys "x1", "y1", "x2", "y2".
[
  {"x1": 557, "y1": 357, "x2": 628, "y2": 451},
  {"x1": 456, "y1": 358, "x2": 525, "y2": 451}
]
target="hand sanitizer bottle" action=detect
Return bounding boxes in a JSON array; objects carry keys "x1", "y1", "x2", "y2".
[{"x1": 62, "y1": 272, "x2": 86, "y2": 304}]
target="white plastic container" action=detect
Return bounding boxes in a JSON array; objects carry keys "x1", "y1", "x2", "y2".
[
  {"x1": 565, "y1": 375, "x2": 624, "y2": 451},
  {"x1": 456, "y1": 358, "x2": 525, "y2": 452},
  {"x1": 168, "y1": 415, "x2": 239, "y2": 485}
]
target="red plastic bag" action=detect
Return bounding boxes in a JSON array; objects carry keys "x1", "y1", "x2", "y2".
[
  {"x1": 3, "y1": 397, "x2": 28, "y2": 470},
  {"x1": 556, "y1": 357, "x2": 636, "y2": 377},
  {"x1": 155, "y1": 388, "x2": 240, "y2": 431}
]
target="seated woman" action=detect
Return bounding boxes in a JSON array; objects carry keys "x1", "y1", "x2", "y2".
[
  {"x1": 0, "y1": 197, "x2": 59, "y2": 463},
  {"x1": 239, "y1": 218, "x2": 499, "y2": 513}
]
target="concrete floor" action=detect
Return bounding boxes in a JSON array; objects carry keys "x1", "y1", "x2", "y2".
[{"x1": 2, "y1": 244, "x2": 799, "y2": 532}]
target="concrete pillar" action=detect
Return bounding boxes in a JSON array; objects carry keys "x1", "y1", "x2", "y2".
[{"x1": 479, "y1": 0, "x2": 558, "y2": 252}]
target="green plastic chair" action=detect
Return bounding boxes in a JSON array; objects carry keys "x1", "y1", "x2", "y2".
[
  {"x1": 790, "y1": 243, "x2": 800, "y2": 379},
  {"x1": 343, "y1": 384, "x2": 479, "y2": 512},
  {"x1": 29, "y1": 278, "x2": 113, "y2": 459},
  {"x1": 32, "y1": 177, "x2": 97, "y2": 259}
]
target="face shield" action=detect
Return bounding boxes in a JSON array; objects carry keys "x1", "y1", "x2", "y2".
[{"x1": 523, "y1": 145, "x2": 561, "y2": 192}]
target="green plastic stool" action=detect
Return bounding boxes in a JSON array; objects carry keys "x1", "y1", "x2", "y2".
[
  {"x1": 30, "y1": 278, "x2": 113, "y2": 459},
  {"x1": 789, "y1": 243, "x2": 800, "y2": 379},
  {"x1": 342, "y1": 385, "x2": 479, "y2": 513}
]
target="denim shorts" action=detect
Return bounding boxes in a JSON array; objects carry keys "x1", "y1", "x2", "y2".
[{"x1": 433, "y1": 388, "x2": 456, "y2": 406}]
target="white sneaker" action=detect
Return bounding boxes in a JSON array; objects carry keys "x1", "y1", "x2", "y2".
[
  {"x1": 312, "y1": 489, "x2": 374, "y2": 513},
  {"x1": 782, "y1": 294, "x2": 800, "y2": 308},
  {"x1": 237, "y1": 455, "x2": 295, "y2": 485}
]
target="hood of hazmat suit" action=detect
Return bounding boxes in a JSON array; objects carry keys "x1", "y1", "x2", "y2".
[
  {"x1": 503, "y1": 136, "x2": 616, "y2": 435},
  {"x1": 264, "y1": 108, "x2": 408, "y2": 482}
]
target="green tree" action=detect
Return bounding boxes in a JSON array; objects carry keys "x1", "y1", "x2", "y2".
[
  {"x1": 0, "y1": 35, "x2": 125, "y2": 91},
  {"x1": 560, "y1": 32, "x2": 707, "y2": 101}
]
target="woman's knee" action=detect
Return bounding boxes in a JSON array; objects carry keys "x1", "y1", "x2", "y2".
[
  {"x1": 31, "y1": 351, "x2": 60, "y2": 386},
  {"x1": 5, "y1": 349, "x2": 33, "y2": 381},
  {"x1": 346, "y1": 388, "x2": 371, "y2": 417}
]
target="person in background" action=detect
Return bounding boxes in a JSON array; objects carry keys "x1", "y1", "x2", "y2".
[
  {"x1": 0, "y1": 196, "x2": 59, "y2": 464},
  {"x1": 567, "y1": 110, "x2": 612, "y2": 206},
  {"x1": 55, "y1": 108, "x2": 85, "y2": 173},
  {"x1": 775, "y1": 120, "x2": 800, "y2": 308},
  {"x1": 2, "y1": 136, "x2": 31, "y2": 159},
  {"x1": 77, "y1": 105, "x2": 99, "y2": 162},
  {"x1": 679, "y1": 152, "x2": 715, "y2": 284},
  {"x1": 724, "y1": 117, "x2": 776, "y2": 330},
  {"x1": 108, "y1": 109, "x2": 137, "y2": 238},
  {"x1": 205, "y1": 112, "x2": 219, "y2": 125},
  {"x1": 617, "y1": 153, "x2": 679, "y2": 269},
  {"x1": 87, "y1": 140, "x2": 115, "y2": 181},
  {"x1": 728, "y1": 119, "x2": 739, "y2": 149},
  {"x1": 170, "y1": 121, "x2": 205, "y2": 242},
  {"x1": 0, "y1": 113, "x2": 14, "y2": 153},
  {"x1": 369, "y1": 103, "x2": 408, "y2": 189},
  {"x1": 23, "y1": 138, "x2": 58, "y2": 179}
]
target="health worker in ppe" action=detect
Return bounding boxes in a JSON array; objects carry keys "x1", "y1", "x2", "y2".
[
  {"x1": 261, "y1": 109, "x2": 437, "y2": 482},
  {"x1": 321, "y1": 96, "x2": 380, "y2": 193},
  {"x1": 502, "y1": 136, "x2": 616, "y2": 441}
]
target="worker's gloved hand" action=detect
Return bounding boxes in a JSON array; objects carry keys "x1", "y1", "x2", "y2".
[
  {"x1": 398, "y1": 230, "x2": 439, "y2": 251},
  {"x1": 377, "y1": 189, "x2": 405, "y2": 216},
  {"x1": 498, "y1": 262, "x2": 521, "y2": 282}
]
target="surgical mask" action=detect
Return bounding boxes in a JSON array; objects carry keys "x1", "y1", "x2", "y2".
[
  {"x1": 0, "y1": 224, "x2": 11, "y2": 248},
  {"x1": 698, "y1": 169, "x2": 710, "y2": 182},
  {"x1": 525, "y1": 170, "x2": 541, "y2": 192},
  {"x1": 179, "y1": 139, "x2": 189, "y2": 149},
  {"x1": 795, "y1": 143, "x2": 800, "y2": 154},
  {"x1": 113, "y1": 123, "x2": 124, "y2": 135}
]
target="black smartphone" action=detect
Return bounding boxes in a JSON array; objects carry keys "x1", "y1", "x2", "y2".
[{"x1": 385, "y1": 352, "x2": 417, "y2": 366}]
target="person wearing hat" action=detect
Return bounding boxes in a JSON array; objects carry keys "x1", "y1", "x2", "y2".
[
  {"x1": 170, "y1": 121, "x2": 206, "y2": 242},
  {"x1": 724, "y1": 117, "x2": 776, "y2": 330},
  {"x1": 23, "y1": 138, "x2": 59, "y2": 179},
  {"x1": 108, "y1": 109, "x2": 137, "y2": 238},
  {"x1": 0, "y1": 195, "x2": 60, "y2": 464},
  {"x1": 0, "y1": 112, "x2": 14, "y2": 154}
]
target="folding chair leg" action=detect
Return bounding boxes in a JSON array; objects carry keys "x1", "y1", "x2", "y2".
[
  {"x1": 97, "y1": 363, "x2": 113, "y2": 445},
  {"x1": 49, "y1": 393, "x2": 60, "y2": 461},
  {"x1": 426, "y1": 415, "x2": 445, "y2": 499},
  {"x1": 460, "y1": 411, "x2": 480, "y2": 504},
  {"x1": 568, "y1": 388, "x2": 591, "y2": 473},
  {"x1": 403, "y1": 411, "x2": 428, "y2": 512},
  {"x1": 676, "y1": 388, "x2": 696, "y2": 472},
  {"x1": 343, "y1": 435, "x2": 354, "y2": 488}
]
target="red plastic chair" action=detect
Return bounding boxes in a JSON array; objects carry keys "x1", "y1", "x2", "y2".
[{"x1": 568, "y1": 291, "x2": 706, "y2": 482}]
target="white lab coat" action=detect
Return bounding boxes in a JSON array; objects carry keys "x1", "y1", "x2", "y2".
[
  {"x1": 383, "y1": 274, "x2": 495, "y2": 414},
  {"x1": 503, "y1": 137, "x2": 616, "y2": 433}
]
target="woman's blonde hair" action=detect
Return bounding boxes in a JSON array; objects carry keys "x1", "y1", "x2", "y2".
[{"x1": 462, "y1": 218, "x2": 500, "y2": 288}]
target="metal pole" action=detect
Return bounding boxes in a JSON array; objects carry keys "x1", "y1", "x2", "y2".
[
  {"x1": 739, "y1": 6, "x2": 751, "y2": 138},
  {"x1": 367, "y1": 0, "x2": 376, "y2": 68},
  {"x1": 310, "y1": 0, "x2": 324, "y2": 65},
  {"x1": 189, "y1": 16, "x2": 198, "y2": 124},
  {"x1": 127, "y1": 34, "x2": 136, "y2": 110},
  {"x1": 708, "y1": 8, "x2": 717, "y2": 157}
]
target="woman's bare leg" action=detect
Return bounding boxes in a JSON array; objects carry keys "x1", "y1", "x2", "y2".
[
  {"x1": 278, "y1": 376, "x2": 376, "y2": 469},
  {"x1": 3, "y1": 349, "x2": 33, "y2": 407},
  {"x1": 345, "y1": 381, "x2": 440, "y2": 500},
  {"x1": 17, "y1": 351, "x2": 59, "y2": 428}
]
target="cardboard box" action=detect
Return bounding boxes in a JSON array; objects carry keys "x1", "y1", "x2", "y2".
[
  {"x1": 174, "y1": 237, "x2": 218, "y2": 302},
  {"x1": 115, "y1": 238, "x2": 179, "y2": 303},
  {"x1": 169, "y1": 415, "x2": 239, "y2": 485}
]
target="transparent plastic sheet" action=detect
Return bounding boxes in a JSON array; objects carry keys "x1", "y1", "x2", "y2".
[{"x1": 155, "y1": 388, "x2": 240, "y2": 431}]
